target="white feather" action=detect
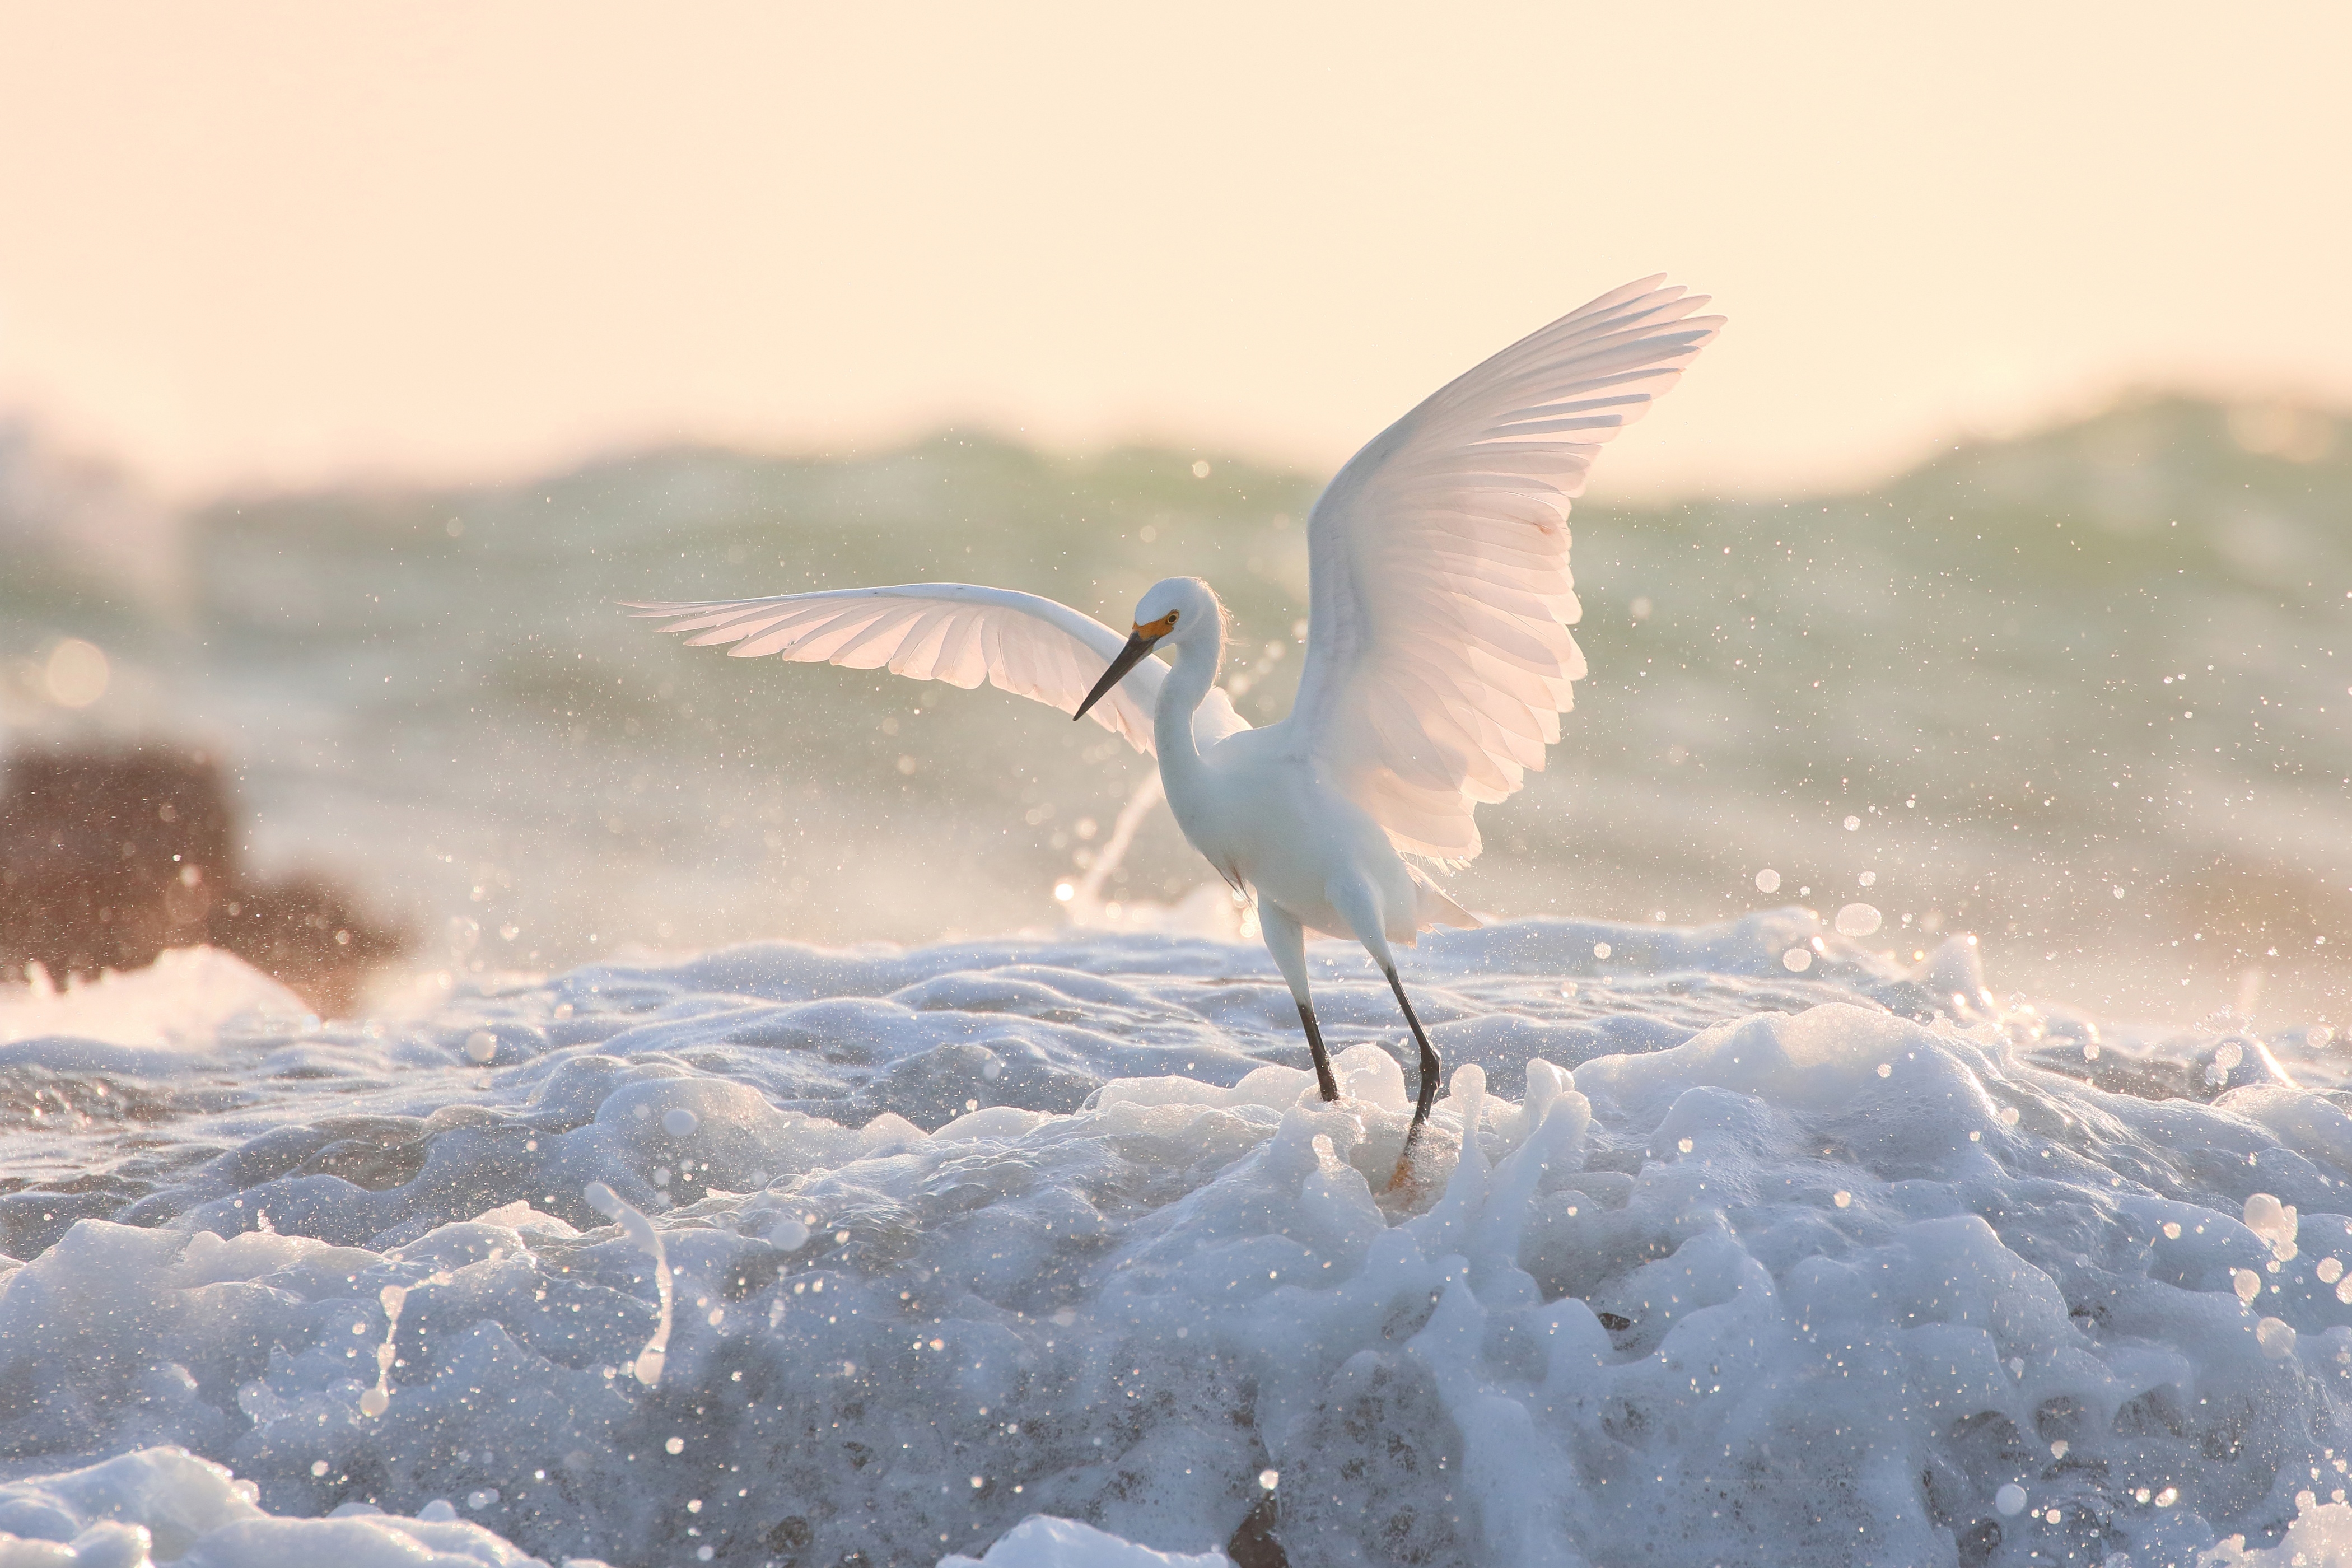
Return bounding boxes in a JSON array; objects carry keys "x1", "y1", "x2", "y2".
[
  {"x1": 1290, "y1": 277, "x2": 1723, "y2": 862},
  {"x1": 627, "y1": 583, "x2": 1248, "y2": 755}
]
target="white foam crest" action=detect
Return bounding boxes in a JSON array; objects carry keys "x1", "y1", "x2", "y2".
[
  {"x1": 0, "y1": 946, "x2": 307, "y2": 1050},
  {"x1": 0, "y1": 1447, "x2": 573, "y2": 1566},
  {"x1": 2202, "y1": 1492, "x2": 2352, "y2": 1565},
  {"x1": 6, "y1": 920, "x2": 2352, "y2": 1565},
  {"x1": 938, "y1": 1513, "x2": 1231, "y2": 1566}
]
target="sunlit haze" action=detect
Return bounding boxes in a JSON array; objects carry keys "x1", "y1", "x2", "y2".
[
  {"x1": 3, "y1": 2, "x2": 2348, "y2": 497},
  {"x1": 8, "y1": 17, "x2": 2352, "y2": 1562}
]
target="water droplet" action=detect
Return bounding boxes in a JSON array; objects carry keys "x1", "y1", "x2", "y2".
[{"x1": 43, "y1": 639, "x2": 110, "y2": 708}]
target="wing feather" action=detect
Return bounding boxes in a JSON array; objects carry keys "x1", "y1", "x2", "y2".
[
  {"x1": 1290, "y1": 277, "x2": 1720, "y2": 861},
  {"x1": 934, "y1": 612, "x2": 988, "y2": 688},
  {"x1": 885, "y1": 609, "x2": 954, "y2": 680},
  {"x1": 628, "y1": 582, "x2": 1248, "y2": 756}
]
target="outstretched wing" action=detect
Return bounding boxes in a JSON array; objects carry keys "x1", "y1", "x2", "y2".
[
  {"x1": 628, "y1": 582, "x2": 1246, "y2": 755},
  {"x1": 1289, "y1": 277, "x2": 1721, "y2": 862}
]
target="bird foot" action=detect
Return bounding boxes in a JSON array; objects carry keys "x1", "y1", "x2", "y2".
[{"x1": 1384, "y1": 1140, "x2": 1428, "y2": 1198}]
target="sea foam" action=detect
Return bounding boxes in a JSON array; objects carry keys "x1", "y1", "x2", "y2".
[{"x1": 3, "y1": 912, "x2": 2350, "y2": 1566}]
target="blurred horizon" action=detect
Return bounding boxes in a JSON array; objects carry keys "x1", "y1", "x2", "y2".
[
  {"x1": 5, "y1": 389, "x2": 2348, "y2": 1030},
  {"x1": 4, "y1": 3, "x2": 2352, "y2": 501}
]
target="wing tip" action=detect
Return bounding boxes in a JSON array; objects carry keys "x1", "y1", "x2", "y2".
[
  {"x1": 1609, "y1": 279, "x2": 1725, "y2": 333},
  {"x1": 622, "y1": 600, "x2": 713, "y2": 622}
]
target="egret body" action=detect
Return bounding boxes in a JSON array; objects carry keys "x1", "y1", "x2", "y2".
[{"x1": 634, "y1": 277, "x2": 1720, "y2": 1178}]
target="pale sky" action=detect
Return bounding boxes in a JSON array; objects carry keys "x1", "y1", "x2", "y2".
[{"x1": 2, "y1": 3, "x2": 2346, "y2": 500}]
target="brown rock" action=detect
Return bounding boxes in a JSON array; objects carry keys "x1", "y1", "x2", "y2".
[{"x1": 0, "y1": 743, "x2": 406, "y2": 1016}]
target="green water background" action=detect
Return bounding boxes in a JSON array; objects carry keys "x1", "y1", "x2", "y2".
[{"x1": 3, "y1": 396, "x2": 2346, "y2": 1023}]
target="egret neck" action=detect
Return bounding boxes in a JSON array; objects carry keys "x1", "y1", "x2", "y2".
[{"x1": 1150, "y1": 600, "x2": 1222, "y2": 802}]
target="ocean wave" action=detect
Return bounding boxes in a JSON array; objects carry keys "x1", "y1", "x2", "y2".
[
  {"x1": 2, "y1": 402, "x2": 2346, "y2": 1020},
  {"x1": 3, "y1": 916, "x2": 2350, "y2": 1564}
]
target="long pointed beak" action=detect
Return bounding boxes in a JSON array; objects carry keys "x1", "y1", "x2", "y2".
[{"x1": 1075, "y1": 631, "x2": 1157, "y2": 722}]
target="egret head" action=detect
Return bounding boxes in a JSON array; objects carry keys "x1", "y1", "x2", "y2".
[
  {"x1": 1075, "y1": 577, "x2": 1221, "y2": 721},
  {"x1": 1131, "y1": 577, "x2": 1220, "y2": 646}
]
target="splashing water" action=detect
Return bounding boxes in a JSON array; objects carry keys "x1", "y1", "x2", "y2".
[
  {"x1": 358, "y1": 1283, "x2": 407, "y2": 1418},
  {"x1": 6, "y1": 912, "x2": 2352, "y2": 1565},
  {"x1": 585, "y1": 1180, "x2": 671, "y2": 1387}
]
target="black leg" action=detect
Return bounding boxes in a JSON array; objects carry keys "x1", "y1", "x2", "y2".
[
  {"x1": 1384, "y1": 965, "x2": 1441, "y2": 1154},
  {"x1": 1297, "y1": 1000, "x2": 1338, "y2": 1102}
]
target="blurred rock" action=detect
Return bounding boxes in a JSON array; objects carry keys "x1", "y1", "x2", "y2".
[{"x1": 0, "y1": 743, "x2": 405, "y2": 1015}]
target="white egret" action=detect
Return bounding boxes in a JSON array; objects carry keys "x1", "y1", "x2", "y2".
[{"x1": 633, "y1": 276, "x2": 1719, "y2": 1180}]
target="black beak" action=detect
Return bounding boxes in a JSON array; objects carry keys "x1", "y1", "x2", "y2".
[{"x1": 1075, "y1": 631, "x2": 1157, "y2": 722}]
